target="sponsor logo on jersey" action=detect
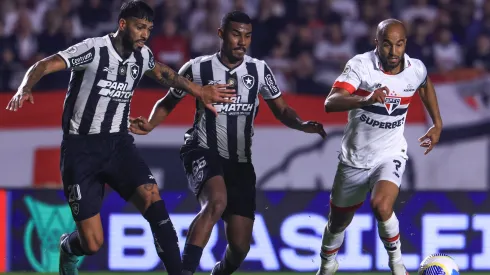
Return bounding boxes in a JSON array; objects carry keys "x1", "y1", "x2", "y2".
[
  {"x1": 97, "y1": 80, "x2": 133, "y2": 102},
  {"x1": 359, "y1": 114, "x2": 405, "y2": 129},
  {"x1": 241, "y1": 74, "x2": 255, "y2": 90},
  {"x1": 404, "y1": 84, "x2": 416, "y2": 93},
  {"x1": 265, "y1": 74, "x2": 280, "y2": 95},
  {"x1": 384, "y1": 97, "x2": 401, "y2": 115},
  {"x1": 68, "y1": 48, "x2": 94, "y2": 67},
  {"x1": 148, "y1": 55, "x2": 155, "y2": 70},
  {"x1": 214, "y1": 95, "x2": 254, "y2": 115}
]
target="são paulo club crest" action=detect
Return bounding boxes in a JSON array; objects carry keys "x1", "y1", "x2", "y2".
[{"x1": 384, "y1": 97, "x2": 401, "y2": 115}]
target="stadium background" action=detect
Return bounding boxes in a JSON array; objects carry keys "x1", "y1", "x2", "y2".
[{"x1": 0, "y1": 0, "x2": 489, "y2": 274}]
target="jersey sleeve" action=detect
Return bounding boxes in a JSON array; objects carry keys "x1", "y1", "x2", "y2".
[
  {"x1": 259, "y1": 61, "x2": 282, "y2": 100},
  {"x1": 412, "y1": 59, "x2": 428, "y2": 88},
  {"x1": 169, "y1": 61, "x2": 193, "y2": 99},
  {"x1": 57, "y1": 38, "x2": 96, "y2": 70},
  {"x1": 332, "y1": 57, "x2": 365, "y2": 94},
  {"x1": 143, "y1": 47, "x2": 156, "y2": 73}
]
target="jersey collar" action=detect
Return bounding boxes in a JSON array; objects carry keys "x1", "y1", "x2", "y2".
[
  {"x1": 213, "y1": 52, "x2": 247, "y2": 74},
  {"x1": 373, "y1": 50, "x2": 411, "y2": 74},
  {"x1": 105, "y1": 34, "x2": 135, "y2": 63}
]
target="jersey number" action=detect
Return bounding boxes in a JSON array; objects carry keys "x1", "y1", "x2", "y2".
[
  {"x1": 68, "y1": 184, "x2": 82, "y2": 202},
  {"x1": 393, "y1": 160, "x2": 402, "y2": 171}
]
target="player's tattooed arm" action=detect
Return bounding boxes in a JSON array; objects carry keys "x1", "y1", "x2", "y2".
[
  {"x1": 418, "y1": 77, "x2": 442, "y2": 129},
  {"x1": 6, "y1": 54, "x2": 67, "y2": 111},
  {"x1": 146, "y1": 62, "x2": 201, "y2": 95},
  {"x1": 146, "y1": 62, "x2": 235, "y2": 115},
  {"x1": 266, "y1": 96, "x2": 327, "y2": 138}
]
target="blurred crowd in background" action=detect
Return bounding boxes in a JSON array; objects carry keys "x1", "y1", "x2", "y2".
[{"x1": 0, "y1": 0, "x2": 489, "y2": 94}]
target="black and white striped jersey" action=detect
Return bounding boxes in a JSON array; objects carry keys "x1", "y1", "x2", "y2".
[
  {"x1": 169, "y1": 53, "x2": 282, "y2": 163},
  {"x1": 57, "y1": 34, "x2": 155, "y2": 136}
]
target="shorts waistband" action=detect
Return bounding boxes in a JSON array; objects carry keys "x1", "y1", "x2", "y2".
[{"x1": 63, "y1": 131, "x2": 130, "y2": 140}]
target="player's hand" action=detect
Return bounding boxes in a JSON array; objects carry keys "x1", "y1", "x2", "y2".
[
  {"x1": 199, "y1": 84, "x2": 236, "y2": 116},
  {"x1": 6, "y1": 87, "x2": 34, "y2": 111},
  {"x1": 418, "y1": 125, "x2": 442, "y2": 155},
  {"x1": 365, "y1": 86, "x2": 389, "y2": 105},
  {"x1": 300, "y1": 121, "x2": 327, "y2": 139},
  {"x1": 129, "y1": 116, "x2": 154, "y2": 135}
]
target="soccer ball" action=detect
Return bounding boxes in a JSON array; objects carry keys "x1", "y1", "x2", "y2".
[{"x1": 418, "y1": 253, "x2": 459, "y2": 275}]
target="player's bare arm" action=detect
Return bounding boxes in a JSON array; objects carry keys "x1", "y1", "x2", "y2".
[
  {"x1": 6, "y1": 54, "x2": 67, "y2": 111},
  {"x1": 129, "y1": 92, "x2": 180, "y2": 135},
  {"x1": 417, "y1": 77, "x2": 443, "y2": 155},
  {"x1": 266, "y1": 96, "x2": 327, "y2": 138},
  {"x1": 145, "y1": 61, "x2": 235, "y2": 107},
  {"x1": 324, "y1": 86, "x2": 390, "y2": 113}
]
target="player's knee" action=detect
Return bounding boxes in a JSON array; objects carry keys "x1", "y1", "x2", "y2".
[
  {"x1": 202, "y1": 197, "x2": 227, "y2": 221},
  {"x1": 80, "y1": 233, "x2": 104, "y2": 255},
  {"x1": 370, "y1": 197, "x2": 393, "y2": 220},
  {"x1": 133, "y1": 183, "x2": 162, "y2": 213}
]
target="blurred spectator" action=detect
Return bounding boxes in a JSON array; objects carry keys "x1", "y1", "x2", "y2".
[
  {"x1": 401, "y1": 0, "x2": 438, "y2": 25},
  {"x1": 0, "y1": 0, "x2": 489, "y2": 94},
  {"x1": 190, "y1": 14, "x2": 220, "y2": 57},
  {"x1": 37, "y1": 8, "x2": 65, "y2": 58},
  {"x1": 406, "y1": 18, "x2": 434, "y2": 71},
  {"x1": 433, "y1": 27, "x2": 462, "y2": 72},
  {"x1": 292, "y1": 51, "x2": 328, "y2": 95},
  {"x1": 314, "y1": 23, "x2": 354, "y2": 85},
  {"x1": 465, "y1": 34, "x2": 490, "y2": 70},
  {"x1": 150, "y1": 19, "x2": 189, "y2": 70},
  {"x1": 9, "y1": 10, "x2": 38, "y2": 66}
]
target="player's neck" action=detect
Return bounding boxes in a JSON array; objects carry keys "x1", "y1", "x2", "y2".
[
  {"x1": 110, "y1": 32, "x2": 133, "y2": 60},
  {"x1": 218, "y1": 51, "x2": 243, "y2": 70}
]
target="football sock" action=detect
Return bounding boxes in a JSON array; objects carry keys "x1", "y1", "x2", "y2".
[
  {"x1": 143, "y1": 200, "x2": 182, "y2": 275},
  {"x1": 182, "y1": 243, "x2": 204, "y2": 273},
  {"x1": 62, "y1": 230, "x2": 86, "y2": 256},
  {"x1": 377, "y1": 212, "x2": 402, "y2": 264},
  {"x1": 319, "y1": 223, "x2": 345, "y2": 267},
  {"x1": 212, "y1": 246, "x2": 242, "y2": 275}
]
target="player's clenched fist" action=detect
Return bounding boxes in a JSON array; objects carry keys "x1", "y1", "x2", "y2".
[
  {"x1": 129, "y1": 116, "x2": 154, "y2": 135},
  {"x1": 365, "y1": 86, "x2": 389, "y2": 105},
  {"x1": 6, "y1": 87, "x2": 34, "y2": 111}
]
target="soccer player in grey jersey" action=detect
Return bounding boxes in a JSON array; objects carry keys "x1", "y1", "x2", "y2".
[
  {"x1": 5, "y1": 1, "x2": 234, "y2": 275},
  {"x1": 130, "y1": 11, "x2": 327, "y2": 275}
]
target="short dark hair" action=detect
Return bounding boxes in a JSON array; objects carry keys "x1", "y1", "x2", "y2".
[
  {"x1": 119, "y1": 0, "x2": 154, "y2": 22},
  {"x1": 220, "y1": 11, "x2": 252, "y2": 30}
]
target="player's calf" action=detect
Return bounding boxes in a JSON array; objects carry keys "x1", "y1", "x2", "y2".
[
  {"x1": 131, "y1": 183, "x2": 182, "y2": 275},
  {"x1": 371, "y1": 180, "x2": 403, "y2": 266},
  {"x1": 183, "y1": 177, "x2": 228, "y2": 274},
  {"x1": 319, "y1": 203, "x2": 358, "y2": 268}
]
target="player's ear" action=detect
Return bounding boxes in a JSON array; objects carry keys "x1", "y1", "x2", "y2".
[
  {"x1": 374, "y1": 38, "x2": 379, "y2": 47},
  {"x1": 218, "y1": 28, "x2": 224, "y2": 39},
  {"x1": 118, "y1": 18, "x2": 127, "y2": 31}
]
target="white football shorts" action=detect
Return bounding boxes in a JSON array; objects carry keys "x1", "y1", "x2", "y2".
[{"x1": 330, "y1": 155, "x2": 407, "y2": 210}]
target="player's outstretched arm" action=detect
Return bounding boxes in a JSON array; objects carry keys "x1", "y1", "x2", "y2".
[
  {"x1": 266, "y1": 96, "x2": 327, "y2": 138},
  {"x1": 129, "y1": 92, "x2": 181, "y2": 135},
  {"x1": 6, "y1": 54, "x2": 67, "y2": 111},
  {"x1": 145, "y1": 61, "x2": 235, "y2": 115},
  {"x1": 417, "y1": 77, "x2": 443, "y2": 155},
  {"x1": 324, "y1": 86, "x2": 388, "y2": 113}
]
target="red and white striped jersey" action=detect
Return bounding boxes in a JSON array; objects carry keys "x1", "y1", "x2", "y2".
[{"x1": 332, "y1": 50, "x2": 427, "y2": 168}]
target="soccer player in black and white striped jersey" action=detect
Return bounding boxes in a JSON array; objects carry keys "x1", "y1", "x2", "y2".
[
  {"x1": 5, "y1": 1, "x2": 235, "y2": 275},
  {"x1": 130, "y1": 11, "x2": 327, "y2": 275}
]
